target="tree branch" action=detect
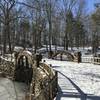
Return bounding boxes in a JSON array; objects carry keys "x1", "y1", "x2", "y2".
[
  {"x1": 8, "y1": 0, "x2": 16, "y2": 11},
  {"x1": 16, "y1": 1, "x2": 37, "y2": 9},
  {"x1": 8, "y1": 16, "x2": 31, "y2": 23}
]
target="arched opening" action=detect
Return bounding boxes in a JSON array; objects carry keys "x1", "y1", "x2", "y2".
[
  {"x1": 14, "y1": 55, "x2": 33, "y2": 84},
  {"x1": 53, "y1": 51, "x2": 74, "y2": 61}
]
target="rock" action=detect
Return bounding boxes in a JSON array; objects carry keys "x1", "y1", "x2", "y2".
[{"x1": 0, "y1": 72, "x2": 6, "y2": 77}]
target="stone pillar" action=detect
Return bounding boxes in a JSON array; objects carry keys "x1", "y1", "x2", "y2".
[
  {"x1": 77, "y1": 52, "x2": 81, "y2": 63},
  {"x1": 60, "y1": 53, "x2": 63, "y2": 61},
  {"x1": 35, "y1": 53, "x2": 42, "y2": 67}
]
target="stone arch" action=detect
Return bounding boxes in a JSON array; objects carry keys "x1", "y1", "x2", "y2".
[
  {"x1": 53, "y1": 51, "x2": 75, "y2": 61},
  {"x1": 17, "y1": 50, "x2": 34, "y2": 65},
  {"x1": 14, "y1": 50, "x2": 34, "y2": 84}
]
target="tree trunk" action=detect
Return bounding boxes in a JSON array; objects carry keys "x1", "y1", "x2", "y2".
[
  {"x1": 34, "y1": 32, "x2": 37, "y2": 53},
  {"x1": 3, "y1": 26, "x2": 7, "y2": 54},
  {"x1": 49, "y1": 20, "x2": 52, "y2": 52},
  {"x1": 65, "y1": 34, "x2": 68, "y2": 51},
  {"x1": 7, "y1": 23, "x2": 12, "y2": 53}
]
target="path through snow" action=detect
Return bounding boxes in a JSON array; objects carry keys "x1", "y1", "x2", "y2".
[
  {"x1": 0, "y1": 78, "x2": 28, "y2": 100},
  {"x1": 44, "y1": 58, "x2": 100, "y2": 100}
]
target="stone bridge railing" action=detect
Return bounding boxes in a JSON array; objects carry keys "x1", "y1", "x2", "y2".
[{"x1": 29, "y1": 70, "x2": 58, "y2": 100}]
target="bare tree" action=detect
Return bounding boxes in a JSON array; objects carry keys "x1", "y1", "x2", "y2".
[
  {"x1": 61, "y1": 0, "x2": 77, "y2": 50},
  {"x1": 0, "y1": 0, "x2": 16, "y2": 54},
  {"x1": 91, "y1": 6, "x2": 100, "y2": 54}
]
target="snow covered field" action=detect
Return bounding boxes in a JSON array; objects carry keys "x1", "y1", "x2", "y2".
[{"x1": 44, "y1": 58, "x2": 100, "y2": 100}]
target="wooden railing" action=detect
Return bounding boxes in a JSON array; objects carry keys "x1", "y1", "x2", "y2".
[
  {"x1": 94, "y1": 57, "x2": 100, "y2": 65},
  {"x1": 82, "y1": 57, "x2": 100, "y2": 64},
  {"x1": 82, "y1": 57, "x2": 94, "y2": 63}
]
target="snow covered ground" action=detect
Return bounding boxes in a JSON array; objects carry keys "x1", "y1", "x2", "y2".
[
  {"x1": 43, "y1": 58, "x2": 100, "y2": 100},
  {"x1": 0, "y1": 78, "x2": 28, "y2": 100}
]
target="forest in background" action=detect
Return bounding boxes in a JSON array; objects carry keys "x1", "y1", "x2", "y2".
[{"x1": 0, "y1": 0, "x2": 100, "y2": 55}]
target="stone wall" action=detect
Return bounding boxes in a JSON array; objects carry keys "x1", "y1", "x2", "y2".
[{"x1": 0, "y1": 58, "x2": 15, "y2": 77}]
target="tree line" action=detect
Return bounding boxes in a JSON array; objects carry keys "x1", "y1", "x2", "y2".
[{"x1": 0, "y1": 0, "x2": 100, "y2": 54}]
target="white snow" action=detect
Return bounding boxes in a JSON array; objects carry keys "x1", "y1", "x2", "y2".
[
  {"x1": 23, "y1": 50, "x2": 32, "y2": 56},
  {"x1": 43, "y1": 58, "x2": 100, "y2": 100},
  {"x1": 14, "y1": 46, "x2": 23, "y2": 52},
  {"x1": 0, "y1": 78, "x2": 28, "y2": 100},
  {"x1": 0, "y1": 55, "x2": 15, "y2": 62}
]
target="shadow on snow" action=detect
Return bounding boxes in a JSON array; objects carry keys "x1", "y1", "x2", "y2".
[{"x1": 56, "y1": 71, "x2": 100, "y2": 100}]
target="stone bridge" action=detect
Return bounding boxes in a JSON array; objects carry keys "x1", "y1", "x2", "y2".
[{"x1": 0, "y1": 50, "x2": 58, "y2": 100}]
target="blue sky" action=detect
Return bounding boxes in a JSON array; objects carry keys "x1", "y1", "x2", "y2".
[
  {"x1": 87, "y1": 0, "x2": 100, "y2": 13},
  {"x1": 17, "y1": 0, "x2": 100, "y2": 14}
]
